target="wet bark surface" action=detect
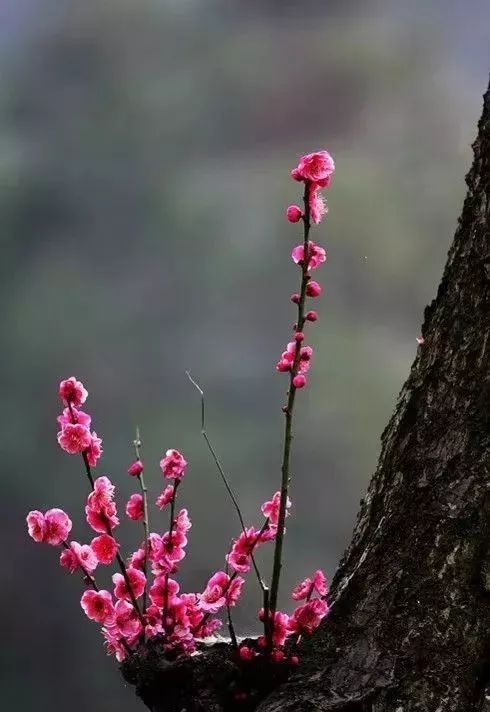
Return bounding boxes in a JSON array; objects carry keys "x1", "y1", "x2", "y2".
[{"x1": 123, "y1": 80, "x2": 490, "y2": 712}]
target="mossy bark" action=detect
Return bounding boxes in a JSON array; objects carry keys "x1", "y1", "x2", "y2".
[{"x1": 123, "y1": 78, "x2": 490, "y2": 712}]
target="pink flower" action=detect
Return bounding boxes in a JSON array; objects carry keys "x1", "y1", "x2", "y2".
[
  {"x1": 86, "y1": 432, "x2": 103, "y2": 467},
  {"x1": 293, "y1": 374, "x2": 306, "y2": 389},
  {"x1": 156, "y1": 485, "x2": 175, "y2": 509},
  {"x1": 60, "y1": 541, "x2": 98, "y2": 573},
  {"x1": 306, "y1": 280, "x2": 322, "y2": 298},
  {"x1": 128, "y1": 460, "x2": 144, "y2": 477},
  {"x1": 126, "y1": 494, "x2": 144, "y2": 521},
  {"x1": 239, "y1": 645, "x2": 254, "y2": 661},
  {"x1": 312, "y1": 569, "x2": 328, "y2": 596},
  {"x1": 175, "y1": 508, "x2": 192, "y2": 533},
  {"x1": 91, "y1": 534, "x2": 119, "y2": 564},
  {"x1": 114, "y1": 599, "x2": 143, "y2": 637},
  {"x1": 290, "y1": 293, "x2": 300, "y2": 304},
  {"x1": 26, "y1": 511, "x2": 46, "y2": 543},
  {"x1": 149, "y1": 576, "x2": 180, "y2": 608},
  {"x1": 102, "y1": 625, "x2": 128, "y2": 661},
  {"x1": 81, "y1": 589, "x2": 115, "y2": 624},
  {"x1": 59, "y1": 377, "x2": 88, "y2": 407},
  {"x1": 416, "y1": 336, "x2": 425, "y2": 345},
  {"x1": 288, "y1": 598, "x2": 329, "y2": 635},
  {"x1": 198, "y1": 617, "x2": 222, "y2": 638},
  {"x1": 43, "y1": 509, "x2": 72, "y2": 545},
  {"x1": 261, "y1": 491, "x2": 291, "y2": 527},
  {"x1": 57, "y1": 423, "x2": 92, "y2": 454},
  {"x1": 286, "y1": 205, "x2": 303, "y2": 223},
  {"x1": 309, "y1": 185, "x2": 328, "y2": 224},
  {"x1": 198, "y1": 571, "x2": 244, "y2": 613},
  {"x1": 88, "y1": 476, "x2": 114, "y2": 509},
  {"x1": 291, "y1": 241, "x2": 327, "y2": 270},
  {"x1": 294, "y1": 150, "x2": 335, "y2": 183},
  {"x1": 57, "y1": 407, "x2": 91, "y2": 429},
  {"x1": 306, "y1": 310, "x2": 318, "y2": 322},
  {"x1": 275, "y1": 341, "x2": 296, "y2": 373},
  {"x1": 86, "y1": 477, "x2": 119, "y2": 533},
  {"x1": 128, "y1": 547, "x2": 146, "y2": 571},
  {"x1": 113, "y1": 567, "x2": 146, "y2": 600},
  {"x1": 226, "y1": 527, "x2": 269, "y2": 574},
  {"x1": 270, "y1": 610, "x2": 290, "y2": 647},
  {"x1": 160, "y1": 449, "x2": 187, "y2": 480}
]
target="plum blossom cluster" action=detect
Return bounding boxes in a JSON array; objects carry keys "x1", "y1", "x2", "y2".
[{"x1": 26, "y1": 151, "x2": 334, "y2": 678}]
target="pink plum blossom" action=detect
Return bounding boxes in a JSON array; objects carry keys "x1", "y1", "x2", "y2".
[
  {"x1": 261, "y1": 491, "x2": 291, "y2": 527},
  {"x1": 306, "y1": 310, "x2": 318, "y2": 322},
  {"x1": 286, "y1": 205, "x2": 303, "y2": 223},
  {"x1": 43, "y1": 509, "x2": 72, "y2": 545},
  {"x1": 86, "y1": 477, "x2": 119, "y2": 533},
  {"x1": 293, "y1": 150, "x2": 335, "y2": 183},
  {"x1": 57, "y1": 423, "x2": 92, "y2": 454},
  {"x1": 128, "y1": 547, "x2": 146, "y2": 571},
  {"x1": 91, "y1": 534, "x2": 119, "y2": 564},
  {"x1": 288, "y1": 598, "x2": 329, "y2": 635},
  {"x1": 128, "y1": 460, "x2": 144, "y2": 477},
  {"x1": 113, "y1": 567, "x2": 146, "y2": 600},
  {"x1": 26, "y1": 511, "x2": 46, "y2": 543},
  {"x1": 86, "y1": 432, "x2": 103, "y2": 467},
  {"x1": 57, "y1": 407, "x2": 91, "y2": 429},
  {"x1": 60, "y1": 541, "x2": 97, "y2": 573},
  {"x1": 291, "y1": 241, "x2": 327, "y2": 270},
  {"x1": 309, "y1": 185, "x2": 328, "y2": 224},
  {"x1": 156, "y1": 485, "x2": 174, "y2": 509},
  {"x1": 59, "y1": 377, "x2": 88, "y2": 407},
  {"x1": 175, "y1": 508, "x2": 192, "y2": 533},
  {"x1": 293, "y1": 374, "x2": 307, "y2": 389},
  {"x1": 114, "y1": 599, "x2": 143, "y2": 637},
  {"x1": 160, "y1": 449, "x2": 188, "y2": 479},
  {"x1": 126, "y1": 494, "x2": 144, "y2": 521},
  {"x1": 81, "y1": 589, "x2": 115, "y2": 624},
  {"x1": 198, "y1": 571, "x2": 244, "y2": 613},
  {"x1": 149, "y1": 576, "x2": 180, "y2": 608}
]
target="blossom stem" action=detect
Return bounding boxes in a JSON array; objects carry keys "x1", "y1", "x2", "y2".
[
  {"x1": 67, "y1": 409, "x2": 145, "y2": 627},
  {"x1": 225, "y1": 562, "x2": 238, "y2": 650},
  {"x1": 134, "y1": 427, "x2": 150, "y2": 614},
  {"x1": 268, "y1": 182, "x2": 312, "y2": 639},
  {"x1": 186, "y1": 371, "x2": 268, "y2": 594},
  {"x1": 162, "y1": 479, "x2": 180, "y2": 632}
]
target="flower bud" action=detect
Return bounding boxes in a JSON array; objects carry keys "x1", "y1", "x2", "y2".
[
  {"x1": 293, "y1": 374, "x2": 307, "y2": 389},
  {"x1": 286, "y1": 205, "x2": 303, "y2": 223},
  {"x1": 306, "y1": 310, "x2": 318, "y2": 322},
  {"x1": 128, "y1": 460, "x2": 144, "y2": 477},
  {"x1": 290, "y1": 293, "x2": 300, "y2": 304},
  {"x1": 306, "y1": 281, "x2": 322, "y2": 298}
]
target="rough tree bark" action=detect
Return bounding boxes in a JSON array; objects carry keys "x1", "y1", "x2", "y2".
[{"x1": 123, "y1": 79, "x2": 490, "y2": 712}]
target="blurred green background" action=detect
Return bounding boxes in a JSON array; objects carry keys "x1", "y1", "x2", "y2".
[{"x1": 2, "y1": 0, "x2": 488, "y2": 709}]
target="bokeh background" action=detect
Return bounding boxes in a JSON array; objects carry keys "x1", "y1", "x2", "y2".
[{"x1": 2, "y1": 1, "x2": 489, "y2": 709}]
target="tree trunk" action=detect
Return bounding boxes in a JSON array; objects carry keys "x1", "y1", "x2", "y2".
[{"x1": 123, "y1": 78, "x2": 490, "y2": 712}]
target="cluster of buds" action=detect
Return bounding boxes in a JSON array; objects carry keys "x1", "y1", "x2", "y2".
[
  {"x1": 276, "y1": 151, "x2": 334, "y2": 390},
  {"x1": 26, "y1": 151, "x2": 334, "y2": 677}
]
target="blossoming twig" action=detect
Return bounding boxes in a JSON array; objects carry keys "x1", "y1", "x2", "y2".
[
  {"x1": 268, "y1": 182, "x2": 311, "y2": 627},
  {"x1": 133, "y1": 427, "x2": 150, "y2": 613}
]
